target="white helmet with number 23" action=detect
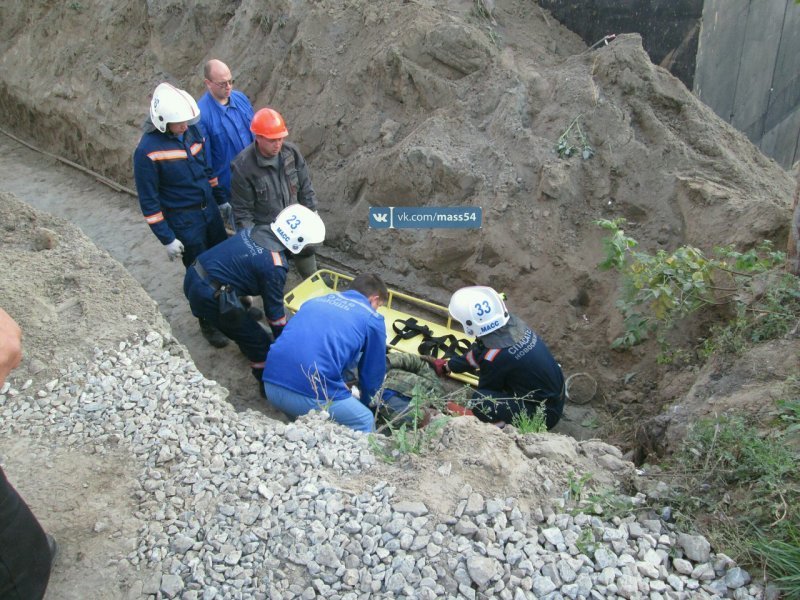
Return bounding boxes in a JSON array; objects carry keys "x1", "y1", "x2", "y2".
[
  {"x1": 448, "y1": 286, "x2": 509, "y2": 338},
  {"x1": 271, "y1": 204, "x2": 326, "y2": 254}
]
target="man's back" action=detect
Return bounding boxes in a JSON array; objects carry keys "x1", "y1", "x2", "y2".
[{"x1": 263, "y1": 290, "x2": 386, "y2": 403}]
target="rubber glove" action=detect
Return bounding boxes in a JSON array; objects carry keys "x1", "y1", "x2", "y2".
[{"x1": 165, "y1": 238, "x2": 185, "y2": 261}]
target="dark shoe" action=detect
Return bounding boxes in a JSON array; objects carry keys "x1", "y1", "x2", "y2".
[
  {"x1": 246, "y1": 306, "x2": 264, "y2": 322},
  {"x1": 199, "y1": 319, "x2": 229, "y2": 348},
  {"x1": 46, "y1": 533, "x2": 58, "y2": 567},
  {"x1": 240, "y1": 295, "x2": 254, "y2": 308}
]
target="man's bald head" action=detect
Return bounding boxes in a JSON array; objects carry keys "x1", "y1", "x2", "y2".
[{"x1": 203, "y1": 59, "x2": 234, "y2": 103}]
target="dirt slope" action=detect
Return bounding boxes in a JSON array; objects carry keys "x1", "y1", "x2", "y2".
[
  {"x1": 0, "y1": 190, "x2": 633, "y2": 599},
  {"x1": 0, "y1": 1, "x2": 795, "y2": 441},
  {"x1": 0, "y1": 1, "x2": 794, "y2": 417}
]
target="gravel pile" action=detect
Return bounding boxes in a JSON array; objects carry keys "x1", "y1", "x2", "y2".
[{"x1": 0, "y1": 332, "x2": 770, "y2": 600}]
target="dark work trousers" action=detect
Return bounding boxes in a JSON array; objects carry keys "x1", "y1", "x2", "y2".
[
  {"x1": 166, "y1": 203, "x2": 228, "y2": 269},
  {"x1": 0, "y1": 467, "x2": 52, "y2": 600},
  {"x1": 183, "y1": 267, "x2": 271, "y2": 373},
  {"x1": 472, "y1": 388, "x2": 565, "y2": 430}
]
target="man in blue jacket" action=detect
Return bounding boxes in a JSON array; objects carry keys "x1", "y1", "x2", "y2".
[
  {"x1": 263, "y1": 274, "x2": 389, "y2": 432},
  {"x1": 184, "y1": 205, "x2": 325, "y2": 389},
  {"x1": 435, "y1": 286, "x2": 565, "y2": 430},
  {"x1": 198, "y1": 59, "x2": 254, "y2": 219},
  {"x1": 133, "y1": 82, "x2": 229, "y2": 347}
]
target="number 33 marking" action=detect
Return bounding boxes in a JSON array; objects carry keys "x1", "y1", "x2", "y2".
[{"x1": 474, "y1": 301, "x2": 491, "y2": 316}]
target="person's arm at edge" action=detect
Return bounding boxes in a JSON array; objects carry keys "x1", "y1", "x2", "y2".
[{"x1": 0, "y1": 307, "x2": 22, "y2": 387}]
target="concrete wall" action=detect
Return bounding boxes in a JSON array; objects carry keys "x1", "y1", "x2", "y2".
[
  {"x1": 538, "y1": 0, "x2": 704, "y2": 88},
  {"x1": 694, "y1": 0, "x2": 800, "y2": 168},
  {"x1": 539, "y1": 0, "x2": 800, "y2": 168}
]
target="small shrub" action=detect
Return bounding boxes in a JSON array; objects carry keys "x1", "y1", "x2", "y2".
[
  {"x1": 596, "y1": 219, "x2": 797, "y2": 352},
  {"x1": 511, "y1": 404, "x2": 547, "y2": 433},
  {"x1": 556, "y1": 115, "x2": 594, "y2": 160},
  {"x1": 370, "y1": 385, "x2": 453, "y2": 463}
]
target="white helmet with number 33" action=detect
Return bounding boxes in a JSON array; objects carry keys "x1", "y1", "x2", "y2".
[
  {"x1": 448, "y1": 286, "x2": 509, "y2": 338},
  {"x1": 271, "y1": 204, "x2": 326, "y2": 254}
]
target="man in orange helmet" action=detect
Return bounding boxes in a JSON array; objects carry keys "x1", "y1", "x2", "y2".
[{"x1": 229, "y1": 107, "x2": 320, "y2": 279}]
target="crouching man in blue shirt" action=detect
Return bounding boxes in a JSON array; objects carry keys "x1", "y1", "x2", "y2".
[{"x1": 263, "y1": 274, "x2": 389, "y2": 432}]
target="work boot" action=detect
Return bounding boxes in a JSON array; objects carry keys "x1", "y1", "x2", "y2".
[
  {"x1": 246, "y1": 306, "x2": 264, "y2": 322},
  {"x1": 199, "y1": 319, "x2": 229, "y2": 348}
]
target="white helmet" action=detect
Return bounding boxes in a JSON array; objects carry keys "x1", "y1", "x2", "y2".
[
  {"x1": 271, "y1": 204, "x2": 326, "y2": 254},
  {"x1": 448, "y1": 286, "x2": 509, "y2": 338},
  {"x1": 149, "y1": 82, "x2": 201, "y2": 133}
]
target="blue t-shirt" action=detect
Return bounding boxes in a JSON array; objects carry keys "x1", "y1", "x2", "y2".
[{"x1": 263, "y1": 290, "x2": 387, "y2": 404}]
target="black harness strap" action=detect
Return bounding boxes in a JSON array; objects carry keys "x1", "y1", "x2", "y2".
[
  {"x1": 389, "y1": 318, "x2": 432, "y2": 346},
  {"x1": 389, "y1": 318, "x2": 471, "y2": 359}
]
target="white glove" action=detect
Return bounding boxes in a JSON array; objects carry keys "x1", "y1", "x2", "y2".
[
  {"x1": 165, "y1": 238, "x2": 185, "y2": 261},
  {"x1": 219, "y1": 202, "x2": 233, "y2": 221}
]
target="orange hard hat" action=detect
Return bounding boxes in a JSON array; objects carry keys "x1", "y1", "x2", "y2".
[{"x1": 250, "y1": 108, "x2": 288, "y2": 139}]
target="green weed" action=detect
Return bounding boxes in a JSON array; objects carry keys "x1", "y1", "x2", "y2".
[
  {"x1": 654, "y1": 405, "x2": 800, "y2": 589},
  {"x1": 556, "y1": 115, "x2": 594, "y2": 160},
  {"x1": 596, "y1": 219, "x2": 798, "y2": 352},
  {"x1": 370, "y1": 385, "x2": 454, "y2": 463},
  {"x1": 753, "y1": 526, "x2": 800, "y2": 600},
  {"x1": 564, "y1": 471, "x2": 593, "y2": 504},
  {"x1": 511, "y1": 404, "x2": 547, "y2": 433},
  {"x1": 575, "y1": 527, "x2": 597, "y2": 555}
]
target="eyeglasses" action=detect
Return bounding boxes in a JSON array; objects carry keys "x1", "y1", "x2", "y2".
[{"x1": 210, "y1": 79, "x2": 234, "y2": 88}]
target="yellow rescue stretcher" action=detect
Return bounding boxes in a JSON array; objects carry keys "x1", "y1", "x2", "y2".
[{"x1": 284, "y1": 270, "x2": 478, "y2": 386}]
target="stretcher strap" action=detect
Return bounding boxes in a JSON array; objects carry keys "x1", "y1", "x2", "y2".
[{"x1": 389, "y1": 318, "x2": 471, "y2": 359}]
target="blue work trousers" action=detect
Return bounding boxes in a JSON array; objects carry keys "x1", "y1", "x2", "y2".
[
  {"x1": 167, "y1": 203, "x2": 228, "y2": 268},
  {"x1": 184, "y1": 267, "x2": 270, "y2": 365},
  {"x1": 263, "y1": 382, "x2": 375, "y2": 433}
]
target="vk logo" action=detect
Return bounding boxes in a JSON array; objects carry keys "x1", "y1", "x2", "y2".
[{"x1": 369, "y1": 208, "x2": 392, "y2": 228}]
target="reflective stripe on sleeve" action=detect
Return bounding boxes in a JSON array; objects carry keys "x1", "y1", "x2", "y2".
[
  {"x1": 147, "y1": 149, "x2": 187, "y2": 161},
  {"x1": 466, "y1": 350, "x2": 479, "y2": 369},
  {"x1": 145, "y1": 212, "x2": 165, "y2": 225},
  {"x1": 269, "y1": 315, "x2": 288, "y2": 327}
]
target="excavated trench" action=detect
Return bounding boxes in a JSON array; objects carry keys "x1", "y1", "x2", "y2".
[{"x1": 0, "y1": 130, "x2": 603, "y2": 441}]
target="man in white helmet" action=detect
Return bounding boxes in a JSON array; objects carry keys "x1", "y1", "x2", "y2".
[
  {"x1": 433, "y1": 286, "x2": 565, "y2": 430},
  {"x1": 133, "y1": 82, "x2": 230, "y2": 348},
  {"x1": 183, "y1": 205, "x2": 325, "y2": 391}
]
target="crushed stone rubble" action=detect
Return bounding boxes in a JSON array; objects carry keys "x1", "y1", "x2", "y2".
[{"x1": 0, "y1": 332, "x2": 768, "y2": 600}]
